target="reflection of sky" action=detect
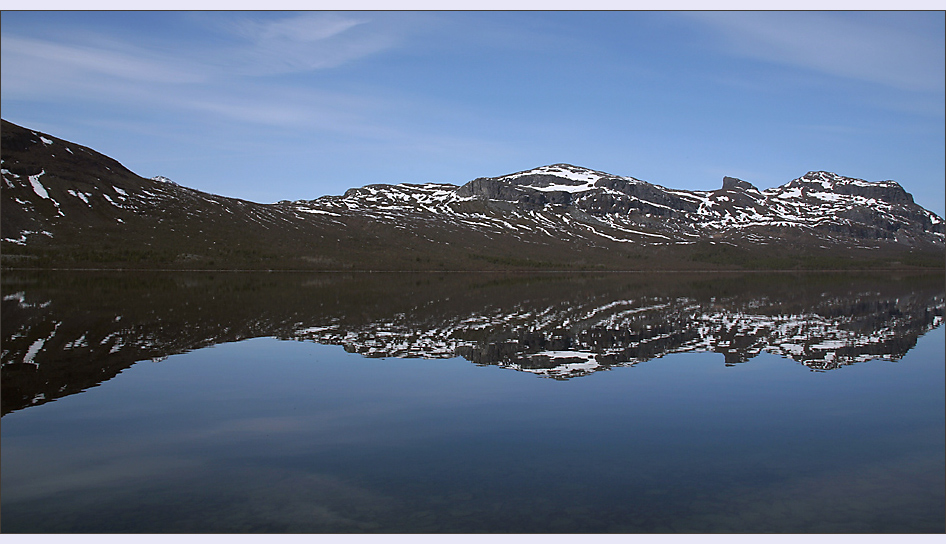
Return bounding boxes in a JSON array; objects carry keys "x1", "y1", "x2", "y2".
[{"x1": 2, "y1": 328, "x2": 944, "y2": 532}]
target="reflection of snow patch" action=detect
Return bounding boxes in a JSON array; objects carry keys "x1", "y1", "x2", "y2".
[
  {"x1": 3, "y1": 292, "x2": 26, "y2": 303},
  {"x1": 532, "y1": 350, "x2": 597, "y2": 362},
  {"x1": 810, "y1": 340, "x2": 847, "y2": 350},
  {"x1": 296, "y1": 325, "x2": 338, "y2": 334},
  {"x1": 23, "y1": 338, "x2": 45, "y2": 366},
  {"x1": 522, "y1": 351, "x2": 602, "y2": 377},
  {"x1": 779, "y1": 343, "x2": 805, "y2": 356},
  {"x1": 64, "y1": 334, "x2": 88, "y2": 349}
]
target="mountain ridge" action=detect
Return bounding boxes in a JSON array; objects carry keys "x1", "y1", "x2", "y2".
[{"x1": 2, "y1": 119, "x2": 943, "y2": 270}]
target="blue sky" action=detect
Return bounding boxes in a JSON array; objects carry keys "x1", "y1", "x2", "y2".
[{"x1": 2, "y1": 11, "x2": 944, "y2": 216}]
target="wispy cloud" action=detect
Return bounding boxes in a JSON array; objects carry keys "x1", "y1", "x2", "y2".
[
  {"x1": 178, "y1": 84, "x2": 399, "y2": 138},
  {"x1": 205, "y1": 12, "x2": 402, "y2": 76},
  {"x1": 0, "y1": 34, "x2": 206, "y2": 96},
  {"x1": 689, "y1": 12, "x2": 945, "y2": 93},
  {"x1": 234, "y1": 12, "x2": 364, "y2": 43},
  {"x1": 0, "y1": 12, "x2": 410, "y2": 136},
  {"x1": 1, "y1": 12, "x2": 403, "y2": 95},
  {"x1": 796, "y1": 123, "x2": 865, "y2": 135}
]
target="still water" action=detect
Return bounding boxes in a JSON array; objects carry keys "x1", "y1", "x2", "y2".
[{"x1": 2, "y1": 271, "x2": 944, "y2": 533}]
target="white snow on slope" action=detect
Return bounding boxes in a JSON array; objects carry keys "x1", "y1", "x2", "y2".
[
  {"x1": 532, "y1": 181, "x2": 599, "y2": 193},
  {"x1": 498, "y1": 165, "x2": 647, "y2": 194},
  {"x1": 28, "y1": 170, "x2": 48, "y2": 199},
  {"x1": 67, "y1": 189, "x2": 90, "y2": 205},
  {"x1": 502, "y1": 165, "x2": 604, "y2": 183}
]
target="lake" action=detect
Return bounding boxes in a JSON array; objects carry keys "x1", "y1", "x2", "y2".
[{"x1": 2, "y1": 271, "x2": 944, "y2": 533}]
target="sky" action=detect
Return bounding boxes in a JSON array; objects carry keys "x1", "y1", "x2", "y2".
[{"x1": 2, "y1": 10, "x2": 944, "y2": 217}]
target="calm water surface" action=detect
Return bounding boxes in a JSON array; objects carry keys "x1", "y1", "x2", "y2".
[{"x1": 2, "y1": 271, "x2": 944, "y2": 533}]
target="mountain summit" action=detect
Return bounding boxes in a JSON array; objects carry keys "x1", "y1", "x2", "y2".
[{"x1": 2, "y1": 119, "x2": 943, "y2": 270}]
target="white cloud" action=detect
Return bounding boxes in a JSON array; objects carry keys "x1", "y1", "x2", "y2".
[
  {"x1": 0, "y1": 35, "x2": 206, "y2": 92},
  {"x1": 1, "y1": 12, "x2": 402, "y2": 99},
  {"x1": 208, "y1": 12, "x2": 401, "y2": 75},
  {"x1": 178, "y1": 85, "x2": 398, "y2": 138},
  {"x1": 0, "y1": 13, "x2": 409, "y2": 137},
  {"x1": 690, "y1": 12, "x2": 945, "y2": 93},
  {"x1": 234, "y1": 12, "x2": 365, "y2": 43}
]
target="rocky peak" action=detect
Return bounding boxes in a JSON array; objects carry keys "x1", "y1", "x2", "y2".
[
  {"x1": 721, "y1": 176, "x2": 758, "y2": 192},
  {"x1": 457, "y1": 164, "x2": 647, "y2": 200},
  {"x1": 785, "y1": 171, "x2": 914, "y2": 205}
]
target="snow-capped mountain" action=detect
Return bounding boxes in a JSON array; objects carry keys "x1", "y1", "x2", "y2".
[
  {"x1": 292, "y1": 163, "x2": 943, "y2": 249},
  {"x1": 2, "y1": 119, "x2": 943, "y2": 270}
]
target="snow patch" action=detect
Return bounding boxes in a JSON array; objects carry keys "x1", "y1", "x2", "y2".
[
  {"x1": 29, "y1": 170, "x2": 49, "y2": 199},
  {"x1": 4, "y1": 230, "x2": 54, "y2": 245},
  {"x1": 296, "y1": 208, "x2": 341, "y2": 216},
  {"x1": 67, "y1": 189, "x2": 91, "y2": 205},
  {"x1": 532, "y1": 181, "x2": 598, "y2": 193}
]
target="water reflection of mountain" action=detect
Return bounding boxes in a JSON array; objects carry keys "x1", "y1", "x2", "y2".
[{"x1": 2, "y1": 271, "x2": 943, "y2": 415}]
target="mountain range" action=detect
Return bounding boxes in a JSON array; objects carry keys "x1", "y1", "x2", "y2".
[{"x1": 2, "y1": 119, "x2": 943, "y2": 270}]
